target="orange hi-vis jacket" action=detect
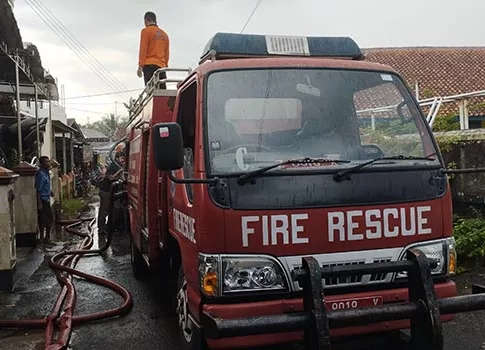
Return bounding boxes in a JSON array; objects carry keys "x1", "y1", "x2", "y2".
[{"x1": 138, "y1": 24, "x2": 170, "y2": 68}]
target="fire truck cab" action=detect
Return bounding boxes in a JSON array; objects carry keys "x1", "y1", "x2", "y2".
[{"x1": 125, "y1": 33, "x2": 459, "y2": 349}]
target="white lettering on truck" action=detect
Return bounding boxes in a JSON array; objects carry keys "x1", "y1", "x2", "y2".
[
  {"x1": 173, "y1": 208, "x2": 196, "y2": 243},
  {"x1": 328, "y1": 206, "x2": 432, "y2": 242},
  {"x1": 242, "y1": 214, "x2": 309, "y2": 247}
]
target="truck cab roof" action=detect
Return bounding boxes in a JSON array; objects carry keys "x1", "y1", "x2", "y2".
[
  {"x1": 188, "y1": 32, "x2": 399, "y2": 79},
  {"x1": 192, "y1": 56, "x2": 399, "y2": 78}
]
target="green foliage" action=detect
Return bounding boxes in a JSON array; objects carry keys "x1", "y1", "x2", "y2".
[
  {"x1": 453, "y1": 217, "x2": 485, "y2": 267},
  {"x1": 420, "y1": 87, "x2": 435, "y2": 99},
  {"x1": 81, "y1": 113, "x2": 128, "y2": 140},
  {"x1": 361, "y1": 120, "x2": 423, "y2": 157},
  {"x1": 469, "y1": 101, "x2": 485, "y2": 114},
  {"x1": 61, "y1": 198, "x2": 85, "y2": 220},
  {"x1": 435, "y1": 135, "x2": 462, "y2": 153},
  {"x1": 432, "y1": 114, "x2": 460, "y2": 132},
  {"x1": 446, "y1": 161, "x2": 458, "y2": 181}
]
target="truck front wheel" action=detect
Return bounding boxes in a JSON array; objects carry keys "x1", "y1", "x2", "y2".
[{"x1": 176, "y1": 267, "x2": 207, "y2": 349}]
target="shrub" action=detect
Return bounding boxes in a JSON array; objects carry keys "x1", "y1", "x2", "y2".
[
  {"x1": 453, "y1": 217, "x2": 485, "y2": 268},
  {"x1": 61, "y1": 198, "x2": 85, "y2": 220}
]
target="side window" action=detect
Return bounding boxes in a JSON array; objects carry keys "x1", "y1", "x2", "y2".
[
  {"x1": 354, "y1": 82, "x2": 424, "y2": 157},
  {"x1": 176, "y1": 82, "x2": 197, "y2": 202}
]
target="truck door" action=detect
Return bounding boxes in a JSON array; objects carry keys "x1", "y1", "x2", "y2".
[{"x1": 169, "y1": 81, "x2": 197, "y2": 243}]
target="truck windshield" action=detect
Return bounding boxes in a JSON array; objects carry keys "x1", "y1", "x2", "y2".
[{"x1": 205, "y1": 68, "x2": 438, "y2": 175}]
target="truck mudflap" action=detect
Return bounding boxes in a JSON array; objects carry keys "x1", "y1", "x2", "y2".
[{"x1": 201, "y1": 249, "x2": 485, "y2": 350}]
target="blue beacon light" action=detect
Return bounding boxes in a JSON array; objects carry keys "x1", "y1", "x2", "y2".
[{"x1": 199, "y1": 32, "x2": 363, "y2": 63}]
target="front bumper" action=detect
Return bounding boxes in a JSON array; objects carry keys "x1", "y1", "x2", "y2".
[
  {"x1": 200, "y1": 250, "x2": 485, "y2": 349},
  {"x1": 202, "y1": 281, "x2": 456, "y2": 349}
]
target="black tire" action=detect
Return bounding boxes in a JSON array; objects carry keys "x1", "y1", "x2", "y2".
[
  {"x1": 130, "y1": 238, "x2": 148, "y2": 280},
  {"x1": 176, "y1": 267, "x2": 207, "y2": 350}
]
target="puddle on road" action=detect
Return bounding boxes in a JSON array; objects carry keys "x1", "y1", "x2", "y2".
[{"x1": 0, "y1": 330, "x2": 44, "y2": 350}]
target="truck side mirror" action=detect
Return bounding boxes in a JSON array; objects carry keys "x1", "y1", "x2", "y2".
[{"x1": 152, "y1": 122, "x2": 184, "y2": 171}]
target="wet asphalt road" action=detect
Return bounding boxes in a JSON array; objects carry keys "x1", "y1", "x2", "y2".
[{"x1": 1, "y1": 198, "x2": 485, "y2": 349}]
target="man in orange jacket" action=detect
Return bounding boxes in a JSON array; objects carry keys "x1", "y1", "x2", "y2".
[{"x1": 137, "y1": 11, "x2": 170, "y2": 87}]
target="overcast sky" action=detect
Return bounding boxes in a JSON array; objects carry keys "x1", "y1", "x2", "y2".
[{"x1": 13, "y1": 0, "x2": 485, "y2": 124}]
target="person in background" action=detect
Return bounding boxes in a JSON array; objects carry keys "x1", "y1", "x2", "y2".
[
  {"x1": 35, "y1": 156, "x2": 54, "y2": 243},
  {"x1": 97, "y1": 153, "x2": 125, "y2": 234},
  {"x1": 137, "y1": 11, "x2": 170, "y2": 87}
]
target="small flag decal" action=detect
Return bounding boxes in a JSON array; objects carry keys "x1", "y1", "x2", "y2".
[{"x1": 159, "y1": 127, "x2": 169, "y2": 138}]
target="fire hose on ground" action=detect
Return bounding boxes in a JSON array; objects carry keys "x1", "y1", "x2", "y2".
[{"x1": 0, "y1": 182, "x2": 133, "y2": 350}]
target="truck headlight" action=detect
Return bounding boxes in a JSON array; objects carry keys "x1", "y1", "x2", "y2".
[
  {"x1": 222, "y1": 257, "x2": 288, "y2": 293},
  {"x1": 397, "y1": 238, "x2": 456, "y2": 278},
  {"x1": 198, "y1": 254, "x2": 289, "y2": 296},
  {"x1": 199, "y1": 254, "x2": 219, "y2": 297}
]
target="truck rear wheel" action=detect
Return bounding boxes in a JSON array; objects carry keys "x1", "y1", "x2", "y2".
[
  {"x1": 130, "y1": 238, "x2": 148, "y2": 280},
  {"x1": 176, "y1": 267, "x2": 207, "y2": 350}
]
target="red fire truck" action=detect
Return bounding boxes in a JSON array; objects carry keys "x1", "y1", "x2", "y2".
[{"x1": 123, "y1": 33, "x2": 485, "y2": 349}]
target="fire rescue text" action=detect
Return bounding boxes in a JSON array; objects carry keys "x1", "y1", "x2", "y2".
[{"x1": 241, "y1": 206, "x2": 432, "y2": 247}]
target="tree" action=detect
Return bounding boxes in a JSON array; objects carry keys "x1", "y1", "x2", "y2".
[{"x1": 82, "y1": 113, "x2": 127, "y2": 140}]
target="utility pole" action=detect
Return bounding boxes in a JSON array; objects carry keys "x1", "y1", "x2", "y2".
[
  {"x1": 34, "y1": 84, "x2": 40, "y2": 157},
  {"x1": 15, "y1": 52, "x2": 22, "y2": 161},
  {"x1": 115, "y1": 101, "x2": 118, "y2": 118}
]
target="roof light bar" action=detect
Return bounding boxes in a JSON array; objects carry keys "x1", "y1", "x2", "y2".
[{"x1": 200, "y1": 32, "x2": 363, "y2": 63}]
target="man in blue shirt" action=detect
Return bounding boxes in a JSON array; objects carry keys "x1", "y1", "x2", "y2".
[{"x1": 35, "y1": 156, "x2": 54, "y2": 242}]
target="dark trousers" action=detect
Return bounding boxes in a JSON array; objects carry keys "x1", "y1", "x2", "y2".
[
  {"x1": 38, "y1": 199, "x2": 53, "y2": 240},
  {"x1": 143, "y1": 65, "x2": 167, "y2": 88},
  {"x1": 98, "y1": 190, "x2": 111, "y2": 233}
]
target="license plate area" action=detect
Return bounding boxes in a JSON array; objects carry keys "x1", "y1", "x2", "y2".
[{"x1": 325, "y1": 296, "x2": 383, "y2": 312}]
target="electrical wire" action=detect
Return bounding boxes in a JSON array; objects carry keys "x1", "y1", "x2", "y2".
[
  {"x1": 64, "y1": 89, "x2": 143, "y2": 100},
  {"x1": 28, "y1": 0, "x2": 130, "y2": 96},
  {"x1": 64, "y1": 107, "x2": 121, "y2": 116},
  {"x1": 26, "y1": 0, "x2": 129, "y2": 98},
  {"x1": 24, "y1": 0, "x2": 132, "y2": 101},
  {"x1": 64, "y1": 101, "x2": 117, "y2": 105},
  {"x1": 240, "y1": 0, "x2": 263, "y2": 33}
]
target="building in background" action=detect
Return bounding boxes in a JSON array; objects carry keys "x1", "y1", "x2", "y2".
[
  {"x1": 364, "y1": 47, "x2": 485, "y2": 129},
  {"x1": 80, "y1": 128, "x2": 113, "y2": 166}
]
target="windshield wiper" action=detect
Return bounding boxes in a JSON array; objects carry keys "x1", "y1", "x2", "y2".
[
  {"x1": 333, "y1": 155, "x2": 436, "y2": 182},
  {"x1": 237, "y1": 158, "x2": 350, "y2": 185}
]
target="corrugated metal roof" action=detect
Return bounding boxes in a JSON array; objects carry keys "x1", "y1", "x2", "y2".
[{"x1": 81, "y1": 128, "x2": 109, "y2": 140}]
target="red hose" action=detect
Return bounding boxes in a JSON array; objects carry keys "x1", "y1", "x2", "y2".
[{"x1": 0, "y1": 211, "x2": 133, "y2": 350}]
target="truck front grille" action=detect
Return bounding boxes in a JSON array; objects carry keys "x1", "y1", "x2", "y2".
[{"x1": 292, "y1": 258, "x2": 393, "y2": 288}]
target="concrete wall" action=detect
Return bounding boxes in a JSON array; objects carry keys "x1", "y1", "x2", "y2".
[
  {"x1": 435, "y1": 129, "x2": 485, "y2": 214},
  {"x1": 13, "y1": 173, "x2": 37, "y2": 234}
]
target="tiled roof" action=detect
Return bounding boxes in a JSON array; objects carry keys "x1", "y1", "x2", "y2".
[{"x1": 363, "y1": 47, "x2": 485, "y2": 117}]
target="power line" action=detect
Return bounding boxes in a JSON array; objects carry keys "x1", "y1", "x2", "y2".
[
  {"x1": 64, "y1": 88, "x2": 143, "y2": 100},
  {"x1": 64, "y1": 101, "x2": 117, "y2": 105},
  {"x1": 64, "y1": 106, "x2": 126, "y2": 116},
  {"x1": 24, "y1": 0, "x2": 124, "y2": 97},
  {"x1": 24, "y1": 0, "x2": 132, "y2": 101},
  {"x1": 29, "y1": 0, "x2": 130, "y2": 97},
  {"x1": 240, "y1": 0, "x2": 263, "y2": 33}
]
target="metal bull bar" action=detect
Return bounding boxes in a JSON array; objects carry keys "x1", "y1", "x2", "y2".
[{"x1": 201, "y1": 248, "x2": 485, "y2": 350}]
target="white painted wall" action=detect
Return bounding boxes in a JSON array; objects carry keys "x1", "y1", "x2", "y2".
[{"x1": 19, "y1": 100, "x2": 67, "y2": 124}]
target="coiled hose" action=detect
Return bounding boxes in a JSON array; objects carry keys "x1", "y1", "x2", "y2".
[{"x1": 0, "y1": 182, "x2": 133, "y2": 350}]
